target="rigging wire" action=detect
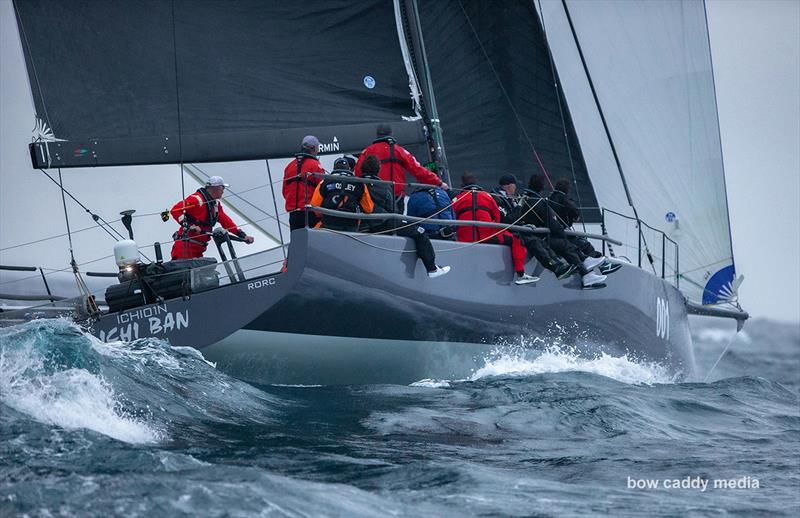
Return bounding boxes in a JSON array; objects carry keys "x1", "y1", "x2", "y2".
[
  {"x1": 703, "y1": 330, "x2": 740, "y2": 383},
  {"x1": 558, "y1": 0, "x2": 657, "y2": 276},
  {"x1": 265, "y1": 159, "x2": 287, "y2": 258},
  {"x1": 55, "y1": 168, "x2": 98, "y2": 313},
  {"x1": 56, "y1": 169, "x2": 76, "y2": 264},
  {"x1": 38, "y1": 168, "x2": 124, "y2": 241},
  {"x1": 455, "y1": 0, "x2": 555, "y2": 190},
  {"x1": 535, "y1": 0, "x2": 587, "y2": 232}
]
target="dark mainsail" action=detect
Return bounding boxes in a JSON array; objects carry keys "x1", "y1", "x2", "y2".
[
  {"x1": 417, "y1": 0, "x2": 600, "y2": 221},
  {"x1": 14, "y1": 0, "x2": 425, "y2": 168}
]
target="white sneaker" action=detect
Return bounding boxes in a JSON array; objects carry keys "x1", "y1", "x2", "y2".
[
  {"x1": 514, "y1": 273, "x2": 540, "y2": 285},
  {"x1": 428, "y1": 265, "x2": 451, "y2": 279},
  {"x1": 582, "y1": 256, "x2": 605, "y2": 271},
  {"x1": 582, "y1": 271, "x2": 607, "y2": 288}
]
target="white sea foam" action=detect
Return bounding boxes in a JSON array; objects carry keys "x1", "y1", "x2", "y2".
[
  {"x1": 269, "y1": 384, "x2": 324, "y2": 388},
  {"x1": 409, "y1": 379, "x2": 452, "y2": 388},
  {"x1": 470, "y1": 348, "x2": 676, "y2": 385},
  {"x1": 0, "y1": 336, "x2": 161, "y2": 444}
]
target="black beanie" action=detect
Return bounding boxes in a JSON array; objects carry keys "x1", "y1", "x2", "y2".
[{"x1": 498, "y1": 174, "x2": 518, "y2": 186}]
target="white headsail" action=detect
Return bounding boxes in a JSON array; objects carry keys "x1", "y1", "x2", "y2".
[{"x1": 539, "y1": 0, "x2": 737, "y2": 305}]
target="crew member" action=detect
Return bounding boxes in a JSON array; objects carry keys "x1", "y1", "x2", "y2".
[
  {"x1": 283, "y1": 135, "x2": 326, "y2": 231},
  {"x1": 519, "y1": 175, "x2": 607, "y2": 288},
  {"x1": 309, "y1": 156, "x2": 374, "y2": 232},
  {"x1": 406, "y1": 185, "x2": 456, "y2": 240},
  {"x1": 453, "y1": 173, "x2": 537, "y2": 285},
  {"x1": 170, "y1": 176, "x2": 254, "y2": 260},
  {"x1": 549, "y1": 178, "x2": 621, "y2": 275},
  {"x1": 360, "y1": 155, "x2": 450, "y2": 278},
  {"x1": 355, "y1": 124, "x2": 448, "y2": 209},
  {"x1": 490, "y1": 174, "x2": 519, "y2": 224},
  {"x1": 493, "y1": 174, "x2": 572, "y2": 279}
]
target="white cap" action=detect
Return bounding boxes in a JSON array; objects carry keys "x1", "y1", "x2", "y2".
[{"x1": 206, "y1": 176, "x2": 229, "y2": 187}]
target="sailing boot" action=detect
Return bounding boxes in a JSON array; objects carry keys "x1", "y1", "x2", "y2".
[
  {"x1": 582, "y1": 256, "x2": 605, "y2": 271},
  {"x1": 556, "y1": 263, "x2": 577, "y2": 280},
  {"x1": 514, "y1": 272, "x2": 540, "y2": 285},
  {"x1": 582, "y1": 271, "x2": 607, "y2": 289},
  {"x1": 428, "y1": 265, "x2": 451, "y2": 279},
  {"x1": 599, "y1": 260, "x2": 622, "y2": 275}
]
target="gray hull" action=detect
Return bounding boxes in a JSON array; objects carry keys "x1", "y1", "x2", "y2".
[{"x1": 199, "y1": 229, "x2": 694, "y2": 384}]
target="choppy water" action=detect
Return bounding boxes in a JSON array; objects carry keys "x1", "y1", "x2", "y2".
[{"x1": 1, "y1": 318, "x2": 798, "y2": 517}]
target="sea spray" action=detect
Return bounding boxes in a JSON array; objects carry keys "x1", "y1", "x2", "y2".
[
  {"x1": 0, "y1": 319, "x2": 161, "y2": 444},
  {"x1": 412, "y1": 328, "x2": 676, "y2": 387},
  {"x1": 0, "y1": 319, "x2": 284, "y2": 445}
]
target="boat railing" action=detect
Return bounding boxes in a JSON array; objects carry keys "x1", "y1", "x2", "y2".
[
  {"x1": 601, "y1": 207, "x2": 680, "y2": 285},
  {"x1": 0, "y1": 244, "x2": 288, "y2": 323},
  {"x1": 306, "y1": 206, "x2": 622, "y2": 246},
  {"x1": 0, "y1": 264, "x2": 60, "y2": 302}
]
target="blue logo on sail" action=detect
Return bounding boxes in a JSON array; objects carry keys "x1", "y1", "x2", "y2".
[
  {"x1": 702, "y1": 264, "x2": 736, "y2": 305},
  {"x1": 363, "y1": 75, "x2": 375, "y2": 89}
]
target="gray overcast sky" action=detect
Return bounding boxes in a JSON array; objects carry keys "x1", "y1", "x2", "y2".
[
  {"x1": 1, "y1": 0, "x2": 799, "y2": 322},
  {"x1": 706, "y1": 0, "x2": 799, "y2": 322}
]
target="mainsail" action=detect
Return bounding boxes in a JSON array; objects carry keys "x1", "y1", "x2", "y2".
[
  {"x1": 416, "y1": 0, "x2": 601, "y2": 222},
  {"x1": 539, "y1": 0, "x2": 737, "y2": 305},
  {"x1": 14, "y1": 0, "x2": 426, "y2": 168}
]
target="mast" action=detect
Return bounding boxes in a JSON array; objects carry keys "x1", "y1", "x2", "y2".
[
  {"x1": 399, "y1": 0, "x2": 452, "y2": 186},
  {"x1": 560, "y1": 0, "x2": 656, "y2": 272}
]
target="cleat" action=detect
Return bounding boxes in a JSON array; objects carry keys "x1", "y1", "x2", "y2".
[
  {"x1": 582, "y1": 271, "x2": 607, "y2": 288},
  {"x1": 599, "y1": 261, "x2": 622, "y2": 275},
  {"x1": 514, "y1": 273, "x2": 540, "y2": 285},
  {"x1": 556, "y1": 264, "x2": 577, "y2": 280},
  {"x1": 582, "y1": 256, "x2": 605, "y2": 271},
  {"x1": 427, "y1": 265, "x2": 451, "y2": 279}
]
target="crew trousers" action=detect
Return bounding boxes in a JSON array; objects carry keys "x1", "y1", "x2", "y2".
[
  {"x1": 549, "y1": 237, "x2": 589, "y2": 275},
  {"x1": 571, "y1": 236, "x2": 601, "y2": 259},
  {"x1": 520, "y1": 234, "x2": 562, "y2": 272},
  {"x1": 368, "y1": 221, "x2": 437, "y2": 272},
  {"x1": 289, "y1": 210, "x2": 321, "y2": 231},
  {"x1": 486, "y1": 232, "x2": 527, "y2": 274}
]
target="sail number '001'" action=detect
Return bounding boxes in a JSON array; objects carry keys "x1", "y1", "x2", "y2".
[{"x1": 656, "y1": 296, "x2": 670, "y2": 340}]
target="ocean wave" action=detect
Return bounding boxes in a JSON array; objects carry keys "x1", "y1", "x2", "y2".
[
  {"x1": 0, "y1": 319, "x2": 160, "y2": 444},
  {"x1": 0, "y1": 319, "x2": 283, "y2": 445}
]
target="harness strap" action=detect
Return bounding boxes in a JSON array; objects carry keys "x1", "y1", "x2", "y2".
[
  {"x1": 456, "y1": 205, "x2": 495, "y2": 216},
  {"x1": 294, "y1": 155, "x2": 306, "y2": 210}
]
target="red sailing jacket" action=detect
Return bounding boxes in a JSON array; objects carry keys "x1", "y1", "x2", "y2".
[
  {"x1": 283, "y1": 153, "x2": 326, "y2": 212},
  {"x1": 452, "y1": 187, "x2": 501, "y2": 242},
  {"x1": 170, "y1": 188, "x2": 242, "y2": 246},
  {"x1": 355, "y1": 137, "x2": 442, "y2": 196}
]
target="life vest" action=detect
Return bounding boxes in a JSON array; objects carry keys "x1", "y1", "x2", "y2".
[
  {"x1": 519, "y1": 189, "x2": 566, "y2": 238},
  {"x1": 491, "y1": 187, "x2": 517, "y2": 224},
  {"x1": 283, "y1": 153, "x2": 322, "y2": 212},
  {"x1": 453, "y1": 186, "x2": 499, "y2": 242},
  {"x1": 375, "y1": 136, "x2": 402, "y2": 167},
  {"x1": 319, "y1": 171, "x2": 365, "y2": 230},
  {"x1": 183, "y1": 188, "x2": 218, "y2": 230},
  {"x1": 319, "y1": 172, "x2": 363, "y2": 212}
]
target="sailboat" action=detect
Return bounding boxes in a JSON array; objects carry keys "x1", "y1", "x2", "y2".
[{"x1": 1, "y1": 0, "x2": 748, "y2": 385}]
